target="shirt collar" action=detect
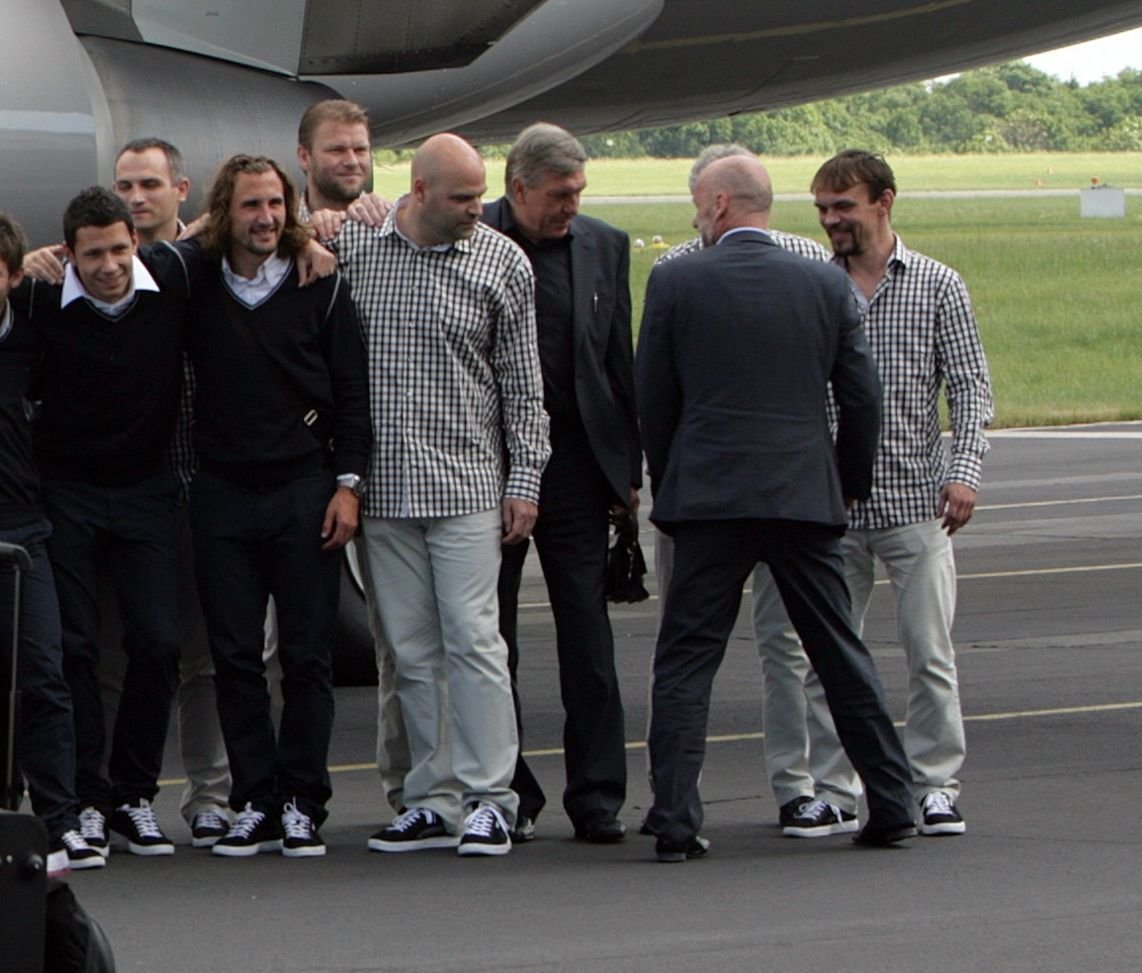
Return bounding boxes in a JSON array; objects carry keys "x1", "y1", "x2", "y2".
[
  {"x1": 221, "y1": 251, "x2": 292, "y2": 305},
  {"x1": 0, "y1": 301, "x2": 12, "y2": 342},
  {"x1": 715, "y1": 226, "x2": 773, "y2": 246},
  {"x1": 61, "y1": 254, "x2": 158, "y2": 315},
  {"x1": 385, "y1": 196, "x2": 473, "y2": 253}
]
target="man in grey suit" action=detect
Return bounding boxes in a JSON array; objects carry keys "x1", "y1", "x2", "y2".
[
  {"x1": 484, "y1": 123, "x2": 641, "y2": 843},
  {"x1": 637, "y1": 155, "x2": 915, "y2": 861}
]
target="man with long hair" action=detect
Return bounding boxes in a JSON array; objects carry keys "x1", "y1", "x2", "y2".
[{"x1": 186, "y1": 155, "x2": 370, "y2": 858}]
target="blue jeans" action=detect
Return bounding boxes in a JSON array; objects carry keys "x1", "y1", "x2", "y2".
[
  {"x1": 1, "y1": 519, "x2": 80, "y2": 839},
  {"x1": 42, "y1": 474, "x2": 181, "y2": 811}
]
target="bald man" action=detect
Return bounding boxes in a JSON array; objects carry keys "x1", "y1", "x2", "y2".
[
  {"x1": 329, "y1": 134, "x2": 550, "y2": 856},
  {"x1": 636, "y1": 156, "x2": 915, "y2": 861}
]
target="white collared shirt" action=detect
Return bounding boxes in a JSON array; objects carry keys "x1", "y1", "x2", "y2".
[
  {"x1": 61, "y1": 255, "x2": 159, "y2": 316},
  {"x1": 221, "y1": 252, "x2": 291, "y2": 307}
]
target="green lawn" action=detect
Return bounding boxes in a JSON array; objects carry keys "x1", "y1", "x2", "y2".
[
  {"x1": 370, "y1": 155, "x2": 1142, "y2": 428},
  {"x1": 372, "y1": 152, "x2": 1142, "y2": 199}
]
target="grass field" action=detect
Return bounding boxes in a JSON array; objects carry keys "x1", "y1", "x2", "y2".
[
  {"x1": 372, "y1": 152, "x2": 1142, "y2": 199},
  {"x1": 371, "y1": 154, "x2": 1142, "y2": 428}
]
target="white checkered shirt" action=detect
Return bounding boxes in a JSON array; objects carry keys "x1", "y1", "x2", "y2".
[
  {"x1": 840, "y1": 236, "x2": 993, "y2": 529},
  {"x1": 333, "y1": 212, "x2": 550, "y2": 518},
  {"x1": 655, "y1": 230, "x2": 831, "y2": 265}
]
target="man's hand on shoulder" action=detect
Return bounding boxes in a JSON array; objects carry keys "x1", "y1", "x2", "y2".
[
  {"x1": 501, "y1": 497, "x2": 538, "y2": 545},
  {"x1": 22, "y1": 244, "x2": 66, "y2": 284},
  {"x1": 939, "y1": 481, "x2": 977, "y2": 535},
  {"x1": 308, "y1": 209, "x2": 347, "y2": 243},
  {"x1": 321, "y1": 486, "x2": 360, "y2": 550},
  {"x1": 346, "y1": 193, "x2": 390, "y2": 227},
  {"x1": 298, "y1": 239, "x2": 337, "y2": 285}
]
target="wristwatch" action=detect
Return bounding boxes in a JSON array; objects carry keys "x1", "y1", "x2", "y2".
[{"x1": 336, "y1": 473, "x2": 366, "y2": 498}]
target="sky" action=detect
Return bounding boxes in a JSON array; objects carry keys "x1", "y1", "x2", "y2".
[{"x1": 1022, "y1": 26, "x2": 1142, "y2": 83}]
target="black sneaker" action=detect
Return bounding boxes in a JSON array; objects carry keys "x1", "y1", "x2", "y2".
[
  {"x1": 655, "y1": 835, "x2": 711, "y2": 863},
  {"x1": 919, "y1": 792, "x2": 966, "y2": 835},
  {"x1": 778, "y1": 796, "x2": 814, "y2": 827},
  {"x1": 212, "y1": 804, "x2": 284, "y2": 857},
  {"x1": 281, "y1": 802, "x2": 325, "y2": 858},
  {"x1": 190, "y1": 808, "x2": 231, "y2": 848},
  {"x1": 54, "y1": 829, "x2": 106, "y2": 873},
  {"x1": 457, "y1": 804, "x2": 512, "y2": 857},
  {"x1": 783, "y1": 799, "x2": 859, "y2": 838},
  {"x1": 368, "y1": 807, "x2": 458, "y2": 852},
  {"x1": 78, "y1": 806, "x2": 110, "y2": 859},
  {"x1": 110, "y1": 799, "x2": 175, "y2": 856},
  {"x1": 852, "y1": 819, "x2": 918, "y2": 847}
]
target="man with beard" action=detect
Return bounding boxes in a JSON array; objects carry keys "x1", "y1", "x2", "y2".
[
  {"x1": 186, "y1": 155, "x2": 370, "y2": 858},
  {"x1": 794, "y1": 149, "x2": 992, "y2": 837}
]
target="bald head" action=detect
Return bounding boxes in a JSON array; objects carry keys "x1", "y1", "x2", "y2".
[
  {"x1": 402, "y1": 133, "x2": 487, "y2": 246},
  {"x1": 690, "y1": 155, "x2": 773, "y2": 246},
  {"x1": 412, "y1": 133, "x2": 484, "y2": 186}
]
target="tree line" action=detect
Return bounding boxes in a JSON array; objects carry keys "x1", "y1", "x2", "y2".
[{"x1": 577, "y1": 61, "x2": 1142, "y2": 158}]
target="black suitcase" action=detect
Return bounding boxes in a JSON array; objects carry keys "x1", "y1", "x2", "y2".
[
  {"x1": 2, "y1": 539, "x2": 33, "y2": 811},
  {"x1": 0, "y1": 808, "x2": 48, "y2": 973},
  {"x1": 2, "y1": 536, "x2": 48, "y2": 973}
]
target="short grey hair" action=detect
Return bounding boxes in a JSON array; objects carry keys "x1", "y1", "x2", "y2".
[
  {"x1": 505, "y1": 122, "x2": 587, "y2": 195},
  {"x1": 688, "y1": 143, "x2": 754, "y2": 193}
]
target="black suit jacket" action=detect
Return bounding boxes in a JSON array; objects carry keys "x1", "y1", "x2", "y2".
[
  {"x1": 636, "y1": 229, "x2": 880, "y2": 530},
  {"x1": 483, "y1": 198, "x2": 641, "y2": 504}
]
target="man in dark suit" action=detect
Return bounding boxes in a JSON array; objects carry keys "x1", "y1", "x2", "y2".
[
  {"x1": 484, "y1": 123, "x2": 641, "y2": 843},
  {"x1": 637, "y1": 155, "x2": 916, "y2": 862}
]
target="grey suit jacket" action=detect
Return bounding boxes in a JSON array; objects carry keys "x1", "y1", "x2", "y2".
[
  {"x1": 483, "y1": 198, "x2": 641, "y2": 503},
  {"x1": 635, "y1": 229, "x2": 881, "y2": 530}
]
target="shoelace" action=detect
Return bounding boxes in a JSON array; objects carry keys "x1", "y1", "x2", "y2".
[
  {"x1": 795, "y1": 799, "x2": 837, "y2": 823},
  {"x1": 464, "y1": 805, "x2": 505, "y2": 839},
  {"x1": 79, "y1": 807, "x2": 106, "y2": 842},
  {"x1": 60, "y1": 829, "x2": 91, "y2": 852},
  {"x1": 924, "y1": 792, "x2": 955, "y2": 816},
  {"x1": 282, "y1": 803, "x2": 314, "y2": 839},
  {"x1": 227, "y1": 805, "x2": 266, "y2": 838},
  {"x1": 194, "y1": 809, "x2": 229, "y2": 832},
  {"x1": 389, "y1": 807, "x2": 433, "y2": 833},
  {"x1": 121, "y1": 799, "x2": 164, "y2": 838}
]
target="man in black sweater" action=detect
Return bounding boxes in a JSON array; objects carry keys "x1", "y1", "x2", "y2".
[
  {"x1": 186, "y1": 155, "x2": 370, "y2": 858},
  {"x1": 12, "y1": 187, "x2": 207, "y2": 858},
  {"x1": 0, "y1": 212, "x2": 106, "y2": 876}
]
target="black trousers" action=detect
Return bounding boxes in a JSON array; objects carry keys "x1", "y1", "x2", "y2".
[
  {"x1": 1, "y1": 519, "x2": 79, "y2": 838},
  {"x1": 647, "y1": 518, "x2": 914, "y2": 846},
  {"x1": 43, "y1": 473, "x2": 181, "y2": 811},
  {"x1": 190, "y1": 471, "x2": 338, "y2": 825},
  {"x1": 498, "y1": 429, "x2": 627, "y2": 824}
]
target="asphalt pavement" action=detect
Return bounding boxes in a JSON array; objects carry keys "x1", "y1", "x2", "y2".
[{"x1": 65, "y1": 423, "x2": 1142, "y2": 973}]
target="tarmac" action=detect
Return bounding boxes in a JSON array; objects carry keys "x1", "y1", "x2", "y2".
[{"x1": 64, "y1": 423, "x2": 1142, "y2": 973}]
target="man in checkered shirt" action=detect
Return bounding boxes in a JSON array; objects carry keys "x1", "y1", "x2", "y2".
[
  {"x1": 800, "y1": 149, "x2": 994, "y2": 837},
  {"x1": 333, "y1": 133, "x2": 550, "y2": 857}
]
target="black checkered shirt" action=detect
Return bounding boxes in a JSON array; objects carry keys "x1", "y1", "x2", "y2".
[
  {"x1": 840, "y1": 236, "x2": 993, "y2": 529},
  {"x1": 332, "y1": 210, "x2": 550, "y2": 518}
]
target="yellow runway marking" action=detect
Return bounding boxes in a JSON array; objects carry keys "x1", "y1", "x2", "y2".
[{"x1": 155, "y1": 700, "x2": 1142, "y2": 786}]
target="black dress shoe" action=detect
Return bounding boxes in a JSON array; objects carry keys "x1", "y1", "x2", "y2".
[
  {"x1": 573, "y1": 810, "x2": 628, "y2": 843},
  {"x1": 852, "y1": 820, "x2": 918, "y2": 847},
  {"x1": 655, "y1": 835, "x2": 710, "y2": 862}
]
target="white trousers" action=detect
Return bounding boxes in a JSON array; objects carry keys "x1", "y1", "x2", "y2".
[
  {"x1": 804, "y1": 518, "x2": 965, "y2": 802},
  {"x1": 359, "y1": 510, "x2": 518, "y2": 830}
]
